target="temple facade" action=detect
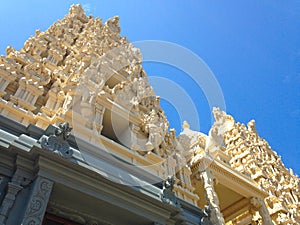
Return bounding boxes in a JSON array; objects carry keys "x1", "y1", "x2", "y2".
[{"x1": 0, "y1": 4, "x2": 299, "y2": 225}]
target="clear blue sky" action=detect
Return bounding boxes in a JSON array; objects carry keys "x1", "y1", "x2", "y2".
[{"x1": 0, "y1": 1, "x2": 299, "y2": 174}]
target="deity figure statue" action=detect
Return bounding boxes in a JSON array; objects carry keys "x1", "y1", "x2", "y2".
[{"x1": 144, "y1": 110, "x2": 166, "y2": 156}]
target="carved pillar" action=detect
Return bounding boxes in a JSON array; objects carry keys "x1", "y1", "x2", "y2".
[
  {"x1": 250, "y1": 197, "x2": 274, "y2": 225},
  {"x1": 0, "y1": 169, "x2": 31, "y2": 225},
  {"x1": 21, "y1": 177, "x2": 54, "y2": 225},
  {"x1": 197, "y1": 162, "x2": 225, "y2": 225}
]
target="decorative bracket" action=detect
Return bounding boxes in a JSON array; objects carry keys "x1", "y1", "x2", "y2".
[{"x1": 40, "y1": 122, "x2": 73, "y2": 158}]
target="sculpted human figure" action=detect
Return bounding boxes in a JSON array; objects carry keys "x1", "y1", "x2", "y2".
[
  {"x1": 145, "y1": 113, "x2": 159, "y2": 147},
  {"x1": 145, "y1": 110, "x2": 164, "y2": 156},
  {"x1": 165, "y1": 128, "x2": 176, "y2": 150}
]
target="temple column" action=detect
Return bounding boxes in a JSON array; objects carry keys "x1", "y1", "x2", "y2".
[
  {"x1": 199, "y1": 168, "x2": 225, "y2": 225},
  {"x1": 197, "y1": 157, "x2": 225, "y2": 225},
  {"x1": 21, "y1": 176, "x2": 54, "y2": 225},
  {"x1": 250, "y1": 197, "x2": 274, "y2": 225}
]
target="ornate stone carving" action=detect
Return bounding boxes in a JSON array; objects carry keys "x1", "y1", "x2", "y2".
[
  {"x1": 40, "y1": 79, "x2": 65, "y2": 117},
  {"x1": 160, "y1": 176, "x2": 180, "y2": 207},
  {"x1": 40, "y1": 122, "x2": 73, "y2": 158},
  {"x1": 21, "y1": 177, "x2": 54, "y2": 225},
  {"x1": 0, "y1": 183, "x2": 23, "y2": 224},
  {"x1": 205, "y1": 107, "x2": 234, "y2": 156}
]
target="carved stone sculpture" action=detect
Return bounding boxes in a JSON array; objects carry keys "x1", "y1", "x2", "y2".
[{"x1": 40, "y1": 122, "x2": 73, "y2": 158}]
